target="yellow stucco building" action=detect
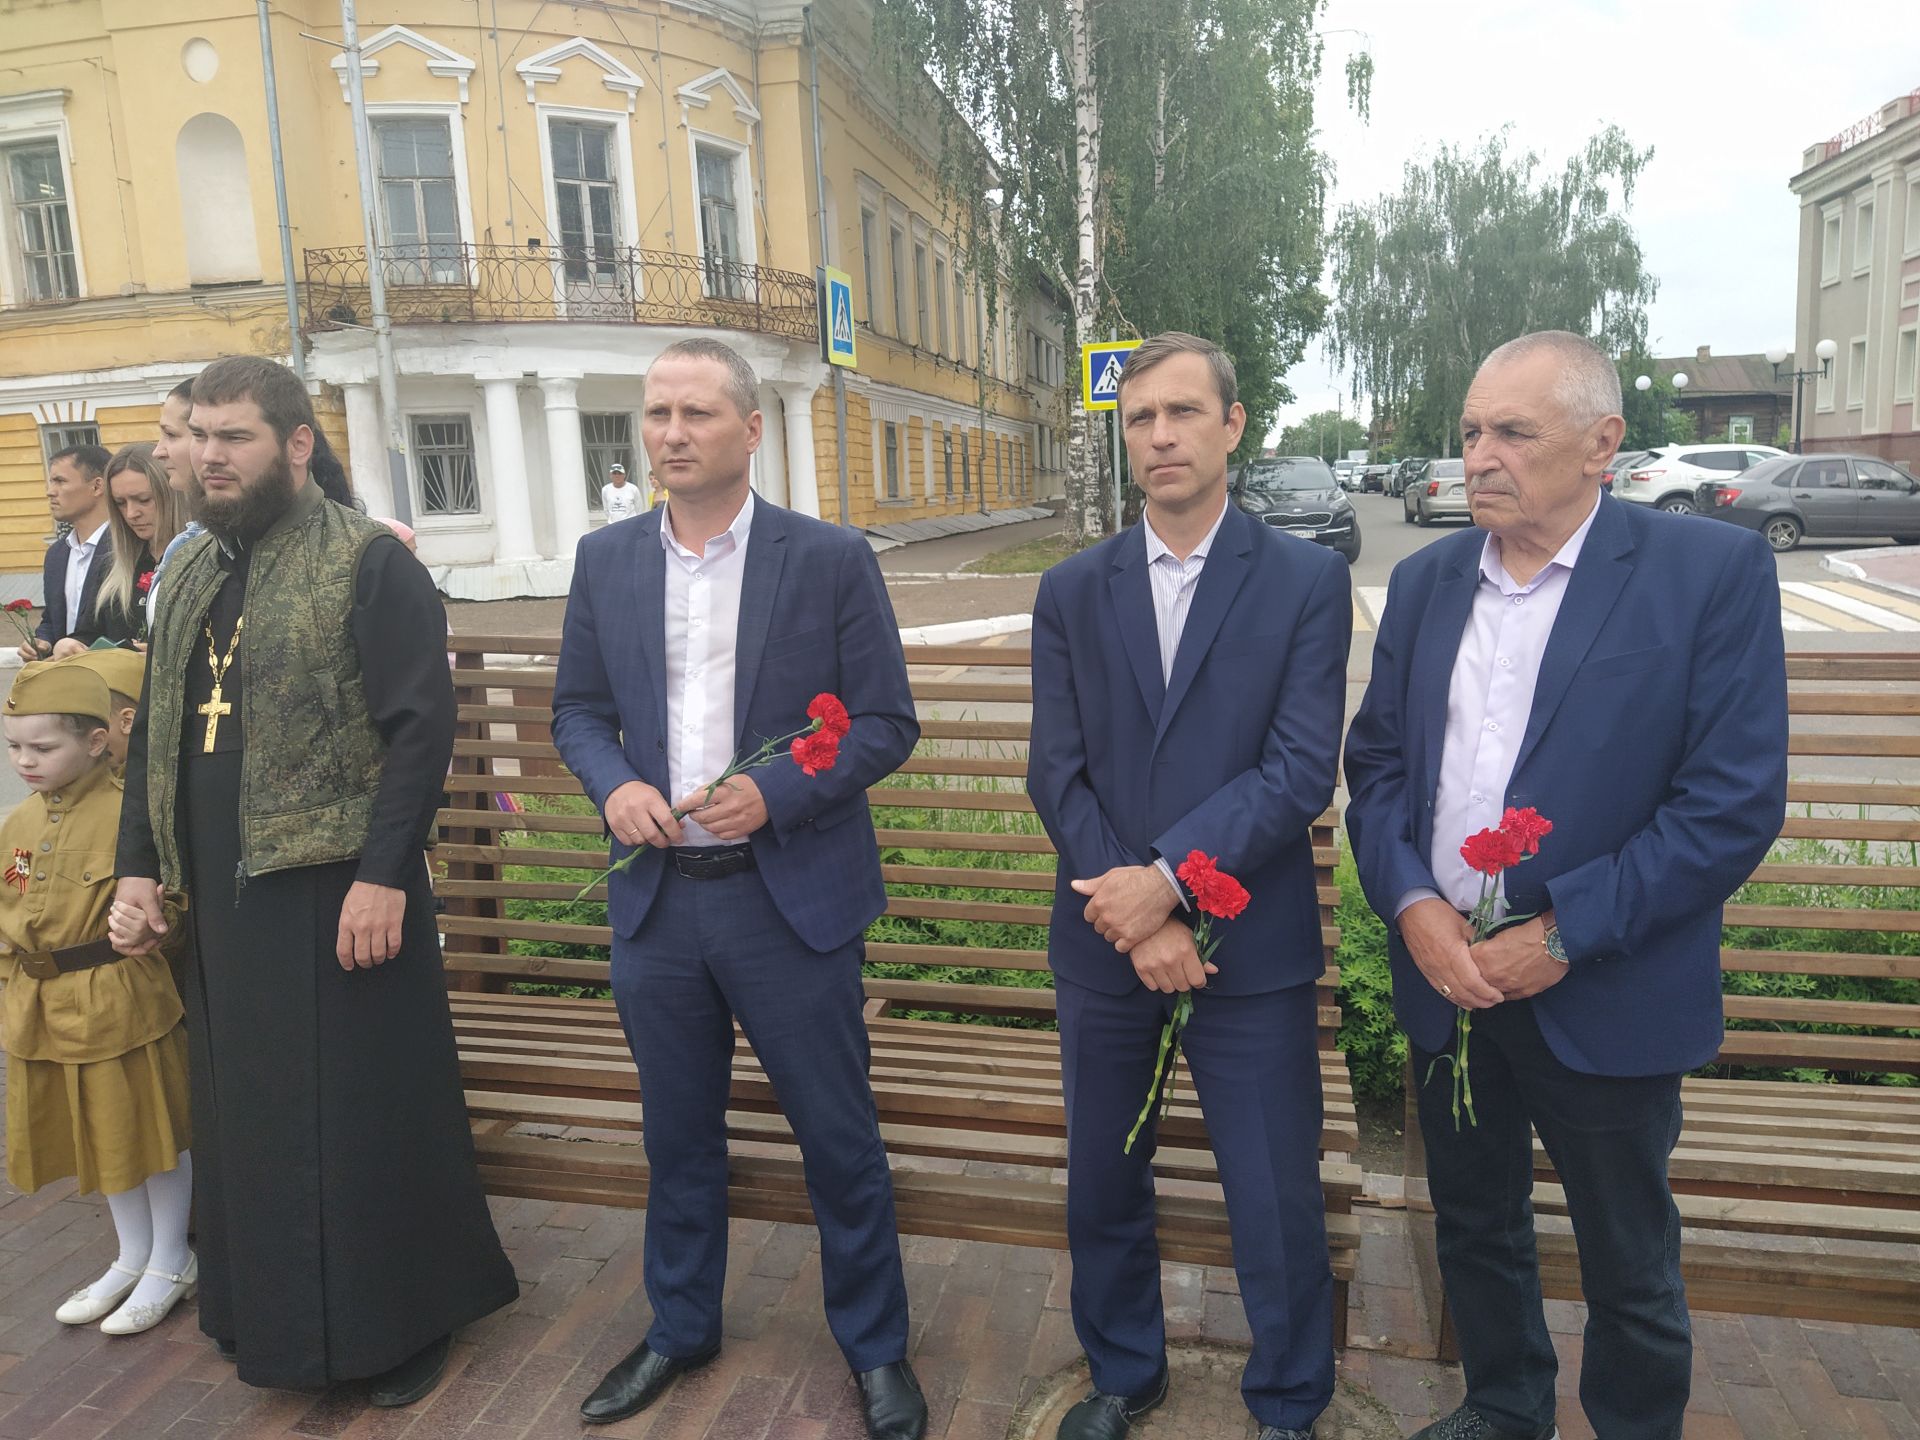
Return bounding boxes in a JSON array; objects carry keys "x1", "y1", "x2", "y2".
[{"x1": 0, "y1": 0, "x2": 1065, "y2": 597}]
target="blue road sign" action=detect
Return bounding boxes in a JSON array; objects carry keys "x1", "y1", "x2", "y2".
[{"x1": 1082, "y1": 339, "x2": 1141, "y2": 411}]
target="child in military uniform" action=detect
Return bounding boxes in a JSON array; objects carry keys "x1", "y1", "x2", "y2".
[
  {"x1": 60, "y1": 647, "x2": 146, "y2": 770},
  {"x1": 1, "y1": 661, "x2": 195, "y2": 1335}
]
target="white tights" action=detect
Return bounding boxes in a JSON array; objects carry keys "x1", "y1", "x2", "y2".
[{"x1": 86, "y1": 1151, "x2": 194, "y2": 1307}]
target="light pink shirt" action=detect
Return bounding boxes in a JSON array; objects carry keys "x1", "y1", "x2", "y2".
[
  {"x1": 661, "y1": 491, "x2": 755, "y2": 848},
  {"x1": 1401, "y1": 493, "x2": 1602, "y2": 918}
]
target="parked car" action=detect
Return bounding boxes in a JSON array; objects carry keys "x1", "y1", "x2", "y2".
[
  {"x1": 1359, "y1": 464, "x2": 1393, "y2": 493},
  {"x1": 1402, "y1": 458, "x2": 1469, "y2": 526},
  {"x1": 1697, "y1": 453, "x2": 1920, "y2": 552},
  {"x1": 1233, "y1": 455, "x2": 1361, "y2": 562},
  {"x1": 1601, "y1": 449, "x2": 1650, "y2": 493},
  {"x1": 1615, "y1": 443, "x2": 1785, "y2": 513},
  {"x1": 1332, "y1": 460, "x2": 1358, "y2": 491},
  {"x1": 1387, "y1": 457, "x2": 1428, "y2": 498}
]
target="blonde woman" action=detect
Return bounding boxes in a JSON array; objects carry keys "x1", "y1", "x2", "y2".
[{"x1": 56, "y1": 444, "x2": 187, "y2": 655}]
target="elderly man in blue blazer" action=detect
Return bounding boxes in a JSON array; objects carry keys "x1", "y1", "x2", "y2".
[
  {"x1": 1344, "y1": 331, "x2": 1788, "y2": 1440},
  {"x1": 552, "y1": 339, "x2": 927, "y2": 1440},
  {"x1": 1027, "y1": 333, "x2": 1351, "y2": 1440}
]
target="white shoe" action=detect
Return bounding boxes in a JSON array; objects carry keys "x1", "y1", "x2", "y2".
[
  {"x1": 54, "y1": 1263, "x2": 142, "y2": 1325},
  {"x1": 100, "y1": 1255, "x2": 197, "y2": 1336}
]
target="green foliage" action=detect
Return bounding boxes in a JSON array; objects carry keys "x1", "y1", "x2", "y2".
[
  {"x1": 1329, "y1": 126, "x2": 1656, "y2": 435},
  {"x1": 1276, "y1": 409, "x2": 1368, "y2": 463},
  {"x1": 1332, "y1": 849, "x2": 1406, "y2": 1104}
]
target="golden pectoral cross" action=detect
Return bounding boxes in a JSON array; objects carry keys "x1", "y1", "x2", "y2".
[{"x1": 199, "y1": 686, "x2": 232, "y2": 753}]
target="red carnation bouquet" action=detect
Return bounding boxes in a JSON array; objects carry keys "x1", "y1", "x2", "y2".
[
  {"x1": 1123, "y1": 850, "x2": 1250, "y2": 1154},
  {"x1": 572, "y1": 692, "x2": 851, "y2": 898},
  {"x1": 1431, "y1": 806, "x2": 1553, "y2": 1129},
  {"x1": 1, "y1": 598, "x2": 38, "y2": 651}
]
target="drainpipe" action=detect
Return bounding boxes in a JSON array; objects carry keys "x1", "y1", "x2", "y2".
[{"x1": 256, "y1": 1, "x2": 304, "y2": 385}]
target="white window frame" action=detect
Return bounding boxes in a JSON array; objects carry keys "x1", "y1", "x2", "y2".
[
  {"x1": 1896, "y1": 323, "x2": 1918, "y2": 405},
  {"x1": 366, "y1": 102, "x2": 477, "y2": 281},
  {"x1": 1727, "y1": 415, "x2": 1754, "y2": 444},
  {"x1": 1906, "y1": 173, "x2": 1920, "y2": 258},
  {"x1": 886, "y1": 211, "x2": 908, "y2": 338},
  {"x1": 1817, "y1": 362, "x2": 1836, "y2": 413},
  {"x1": 913, "y1": 236, "x2": 930, "y2": 348},
  {"x1": 407, "y1": 409, "x2": 484, "y2": 517},
  {"x1": 0, "y1": 91, "x2": 86, "y2": 307},
  {"x1": 1855, "y1": 195, "x2": 1876, "y2": 276},
  {"x1": 932, "y1": 251, "x2": 948, "y2": 356},
  {"x1": 535, "y1": 103, "x2": 642, "y2": 303},
  {"x1": 953, "y1": 266, "x2": 969, "y2": 366},
  {"x1": 1847, "y1": 335, "x2": 1869, "y2": 410},
  {"x1": 1821, "y1": 202, "x2": 1843, "y2": 287},
  {"x1": 686, "y1": 127, "x2": 757, "y2": 296}
]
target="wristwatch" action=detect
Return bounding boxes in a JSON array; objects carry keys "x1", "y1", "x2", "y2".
[{"x1": 1542, "y1": 923, "x2": 1569, "y2": 964}]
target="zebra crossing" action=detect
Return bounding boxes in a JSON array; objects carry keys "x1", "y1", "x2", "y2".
[{"x1": 1350, "y1": 581, "x2": 1920, "y2": 635}]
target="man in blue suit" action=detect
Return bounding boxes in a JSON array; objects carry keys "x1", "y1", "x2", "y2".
[
  {"x1": 1344, "y1": 331, "x2": 1788, "y2": 1440},
  {"x1": 18, "y1": 443, "x2": 112, "y2": 660},
  {"x1": 1027, "y1": 333, "x2": 1351, "y2": 1440},
  {"x1": 552, "y1": 338, "x2": 927, "y2": 1440}
]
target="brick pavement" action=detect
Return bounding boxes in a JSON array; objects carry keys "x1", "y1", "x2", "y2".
[{"x1": 5, "y1": 1142, "x2": 1920, "y2": 1440}]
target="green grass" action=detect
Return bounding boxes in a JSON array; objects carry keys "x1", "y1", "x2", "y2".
[{"x1": 960, "y1": 532, "x2": 1088, "y2": 574}]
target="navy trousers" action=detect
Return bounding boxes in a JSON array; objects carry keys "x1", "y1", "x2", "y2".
[
  {"x1": 1056, "y1": 975, "x2": 1334, "y2": 1431},
  {"x1": 608, "y1": 865, "x2": 910, "y2": 1371},
  {"x1": 1412, "y1": 998, "x2": 1689, "y2": 1440}
]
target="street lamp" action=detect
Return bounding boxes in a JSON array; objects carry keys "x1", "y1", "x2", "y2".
[
  {"x1": 1635, "y1": 371, "x2": 1680, "y2": 445},
  {"x1": 1766, "y1": 339, "x2": 1837, "y2": 453}
]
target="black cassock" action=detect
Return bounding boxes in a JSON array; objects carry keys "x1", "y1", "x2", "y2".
[{"x1": 120, "y1": 538, "x2": 518, "y2": 1389}]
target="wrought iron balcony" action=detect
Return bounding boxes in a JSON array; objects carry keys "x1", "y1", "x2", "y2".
[{"x1": 302, "y1": 243, "x2": 819, "y2": 342}]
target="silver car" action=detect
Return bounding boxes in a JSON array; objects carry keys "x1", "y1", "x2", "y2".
[{"x1": 1404, "y1": 458, "x2": 1469, "y2": 525}]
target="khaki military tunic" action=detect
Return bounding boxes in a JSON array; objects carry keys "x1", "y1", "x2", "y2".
[{"x1": 1, "y1": 761, "x2": 189, "y2": 1196}]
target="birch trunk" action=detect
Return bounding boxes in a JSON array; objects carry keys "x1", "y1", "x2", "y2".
[{"x1": 1065, "y1": 0, "x2": 1107, "y2": 545}]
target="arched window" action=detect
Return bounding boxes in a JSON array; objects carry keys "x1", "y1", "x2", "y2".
[{"x1": 175, "y1": 114, "x2": 261, "y2": 285}]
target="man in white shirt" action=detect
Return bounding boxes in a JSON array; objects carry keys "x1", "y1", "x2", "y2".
[
  {"x1": 1345, "y1": 331, "x2": 1787, "y2": 1440},
  {"x1": 23, "y1": 444, "x2": 112, "y2": 660},
  {"x1": 600, "y1": 462, "x2": 642, "y2": 522}
]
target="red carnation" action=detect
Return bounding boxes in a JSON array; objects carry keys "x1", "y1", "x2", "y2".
[
  {"x1": 1460, "y1": 827, "x2": 1524, "y2": 876},
  {"x1": 790, "y1": 729, "x2": 841, "y2": 777},
  {"x1": 1175, "y1": 849, "x2": 1219, "y2": 894},
  {"x1": 1193, "y1": 868, "x2": 1250, "y2": 921},
  {"x1": 137, "y1": 570, "x2": 155, "y2": 595},
  {"x1": 4, "y1": 599, "x2": 31, "y2": 614},
  {"x1": 808, "y1": 692, "x2": 851, "y2": 740},
  {"x1": 1500, "y1": 806, "x2": 1553, "y2": 856}
]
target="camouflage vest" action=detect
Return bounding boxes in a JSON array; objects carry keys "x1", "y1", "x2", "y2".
[{"x1": 145, "y1": 483, "x2": 390, "y2": 891}]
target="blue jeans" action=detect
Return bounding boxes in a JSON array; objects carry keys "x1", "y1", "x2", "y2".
[
  {"x1": 1413, "y1": 998, "x2": 1689, "y2": 1439},
  {"x1": 609, "y1": 865, "x2": 909, "y2": 1371}
]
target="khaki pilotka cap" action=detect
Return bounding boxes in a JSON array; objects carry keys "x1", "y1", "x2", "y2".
[
  {"x1": 59, "y1": 648, "x2": 145, "y2": 703},
  {"x1": 5, "y1": 661, "x2": 111, "y2": 723}
]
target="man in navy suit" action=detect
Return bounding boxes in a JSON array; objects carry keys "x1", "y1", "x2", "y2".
[
  {"x1": 552, "y1": 339, "x2": 927, "y2": 1440},
  {"x1": 1027, "y1": 333, "x2": 1351, "y2": 1440},
  {"x1": 19, "y1": 443, "x2": 112, "y2": 660},
  {"x1": 1344, "y1": 331, "x2": 1788, "y2": 1440}
]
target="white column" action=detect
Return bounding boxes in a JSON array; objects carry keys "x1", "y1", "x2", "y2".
[
  {"x1": 539, "y1": 372, "x2": 590, "y2": 559},
  {"x1": 754, "y1": 382, "x2": 790, "y2": 508},
  {"x1": 774, "y1": 381, "x2": 822, "y2": 519},
  {"x1": 477, "y1": 373, "x2": 538, "y2": 563},
  {"x1": 341, "y1": 381, "x2": 396, "y2": 517}
]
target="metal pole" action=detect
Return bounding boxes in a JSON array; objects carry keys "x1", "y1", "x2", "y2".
[
  {"x1": 1110, "y1": 403, "x2": 1122, "y2": 531},
  {"x1": 803, "y1": 8, "x2": 850, "y2": 527},
  {"x1": 1794, "y1": 371, "x2": 1806, "y2": 454},
  {"x1": 257, "y1": 1, "x2": 304, "y2": 385},
  {"x1": 340, "y1": 0, "x2": 412, "y2": 522}
]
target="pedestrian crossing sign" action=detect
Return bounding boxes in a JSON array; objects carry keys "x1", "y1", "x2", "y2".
[
  {"x1": 822, "y1": 266, "x2": 857, "y2": 368},
  {"x1": 1082, "y1": 340, "x2": 1141, "y2": 411}
]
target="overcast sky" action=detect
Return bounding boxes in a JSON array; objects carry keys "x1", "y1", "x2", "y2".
[{"x1": 1268, "y1": 0, "x2": 1919, "y2": 440}]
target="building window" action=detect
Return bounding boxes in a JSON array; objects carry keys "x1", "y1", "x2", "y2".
[
  {"x1": 1855, "y1": 197, "x2": 1875, "y2": 274},
  {"x1": 411, "y1": 414, "x2": 480, "y2": 515},
  {"x1": 942, "y1": 428, "x2": 954, "y2": 499},
  {"x1": 550, "y1": 120, "x2": 620, "y2": 288},
  {"x1": 1908, "y1": 176, "x2": 1920, "y2": 257},
  {"x1": 580, "y1": 412, "x2": 635, "y2": 511},
  {"x1": 882, "y1": 421, "x2": 901, "y2": 500},
  {"x1": 859, "y1": 207, "x2": 878, "y2": 322},
  {"x1": 1817, "y1": 363, "x2": 1835, "y2": 413},
  {"x1": 39, "y1": 422, "x2": 98, "y2": 463},
  {"x1": 933, "y1": 256, "x2": 948, "y2": 355},
  {"x1": 1847, "y1": 337, "x2": 1868, "y2": 410},
  {"x1": 960, "y1": 432, "x2": 971, "y2": 496},
  {"x1": 953, "y1": 274, "x2": 968, "y2": 365},
  {"x1": 695, "y1": 142, "x2": 746, "y2": 299},
  {"x1": 374, "y1": 118, "x2": 462, "y2": 285},
  {"x1": 4, "y1": 142, "x2": 78, "y2": 302},
  {"x1": 912, "y1": 241, "x2": 930, "y2": 347},
  {"x1": 1822, "y1": 205, "x2": 1842, "y2": 286},
  {"x1": 1726, "y1": 416, "x2": 1754, "y2": 443},
  {"x1": 888, "y1": 225, "x2": 907, "y2": 337},
  {"x1": 1896, "y1": 327, "x2": 1918, "y2": 404}
]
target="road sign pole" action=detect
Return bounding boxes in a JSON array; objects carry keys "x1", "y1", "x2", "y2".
[{"x1": 1110, "y1": 402, "x2": 1122, "y2": 531}]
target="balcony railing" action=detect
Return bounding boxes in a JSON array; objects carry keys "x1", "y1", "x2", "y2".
[{"x1": 302, "y1": 243, "x2": 819, "y2": 343}]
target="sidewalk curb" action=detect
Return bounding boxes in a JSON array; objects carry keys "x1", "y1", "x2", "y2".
[
  {"x1": 898, "y1": 613, "x2": 1033, "y2": 646},
  {"x1": 1822, "y1": 546, "x2": 1920, "y2": 601}
]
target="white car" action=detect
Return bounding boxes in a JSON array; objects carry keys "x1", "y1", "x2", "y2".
[{"x1": 1613, "y1": 444, "x2": 1785, "y2": 514}]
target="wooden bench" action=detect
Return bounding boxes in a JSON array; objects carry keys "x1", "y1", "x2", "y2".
[
  {"x1": 1406, "y1": 651, "x2": 1920, "y2": 1345},
  {"x1": 438, "y1": 634, "x2": 1363, "y2": 1342}
]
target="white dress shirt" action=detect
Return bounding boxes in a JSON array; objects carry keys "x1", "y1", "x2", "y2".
[
  {"x1": 1140, "y1": 496, "x2": 1232, "y2": 901},
  {"x1": 661, "y1": 491, "x2": 755, "y2": 848},
  {"x1": 62, "y1": 521, "x2": 108, "y2": 633},
  {"x1": 602, "y1": 481, "x2": 642, "y2": 522},
  {"x1": 1403, "y1": 493, "x2": 1602, "y2": 921}
]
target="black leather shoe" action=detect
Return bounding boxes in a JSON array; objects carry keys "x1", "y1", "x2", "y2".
[
  {"x1": 368, "y1": 1334, "x2": 452, "y2": 1409},
  {"x1": 855, "y1": 1361, "x2": 928, "y2": 1440},
  {"x1": 579, "y1": 1340, "x2": 719, "y2": 1424},
  {"x1": 1056, "y1": 1368, "x2": 1169, "y2": 1440},
  {"x1": 1409, "y1": 1406, "x2": 1557, "y2": 1440},
  {"x1": 1256, "y1": 1427, "x2": 1315, "y2": 1440},
  {"x1": 214, "y1": 1339, "x2": 236, "y2": 1362}
]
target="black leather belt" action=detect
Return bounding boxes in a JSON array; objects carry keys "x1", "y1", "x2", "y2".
[
  {"x1": 11, "y1": 936, "x2": 123, "y2": 982},
  {"x1": 669, "y1": 844, "x2": 756, "y2": 880}
]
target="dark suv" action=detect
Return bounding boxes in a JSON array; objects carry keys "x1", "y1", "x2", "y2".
[{"x1": 1232, "y1": 456, "x2": 1361, "y2": 562}]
